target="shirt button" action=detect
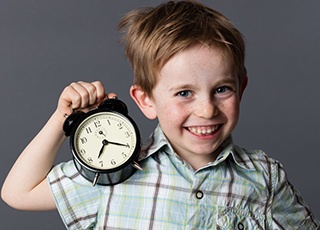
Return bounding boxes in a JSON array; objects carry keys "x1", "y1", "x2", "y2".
[
  {"x1": 237, "y1": 222, "x2": 244, "y2": 230},
  {"x1": 195, "y1": 190, "x2": 204, "y2": 199}
]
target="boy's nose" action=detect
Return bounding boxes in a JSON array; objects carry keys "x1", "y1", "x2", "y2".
[{"x1": 194, "y1": 99, "x2": 218, "y2": 119}]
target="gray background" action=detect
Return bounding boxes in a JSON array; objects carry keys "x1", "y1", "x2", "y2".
[{"x1": 0, "y1": 0, "x2": 319, "y2": 228}]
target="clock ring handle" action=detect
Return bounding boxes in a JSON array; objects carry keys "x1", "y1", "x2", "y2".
[
  {"x1": 98, "y1": 98, "x2": 128, "y2": 115},
  {"x1": 63, "y1": 111, "x2": 85, "y2": 136}
]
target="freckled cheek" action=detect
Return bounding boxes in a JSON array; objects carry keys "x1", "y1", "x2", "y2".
[
  {"x1": 224, "y1": 101, "x2": 240, "y2": 122},
  {"x1": 158, "y1": 104, "x2": 190, "y2": 126},
  {"x1": 217, "y1": 99, "x2": 240, "y2": 118}
]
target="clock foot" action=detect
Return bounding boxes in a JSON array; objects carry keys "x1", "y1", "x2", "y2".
[
  {"x1": 93, "y1": 173, "x2": 100, "y2": 186},
  {"x1": 132, "y1": 161, "x2": 143, "y2": 171}
]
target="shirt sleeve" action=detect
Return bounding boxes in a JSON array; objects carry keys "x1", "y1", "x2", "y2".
[
  {"x1": 270, "y1": 160, "x2": 319, "y2": 229},
  {"x1": 47, "y1": 160, "x2": 104, "y2": 230}
]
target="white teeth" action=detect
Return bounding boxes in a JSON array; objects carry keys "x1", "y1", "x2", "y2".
[{"x1": 188, "y1": 126, "x2": 218, "y2": 135}]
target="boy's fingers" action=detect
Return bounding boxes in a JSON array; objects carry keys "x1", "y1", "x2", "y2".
[
  {"x1": 68, "y1": 81, "x2": 105, "y2": 109},
  {"x1": 58, "y1": 81, "x2": 119, "y2": 118},
  {"x1": 92, "y1": 81, "x2": 106, "y2": 102},
  {"x1": 68, "y1": 82, "x2": 88, "y2": 109},
  {"x1": 58, "y1": 83, "x2": 81, "y2": 115},
  {"x1": 75, "y1": 81, "x2": 98, "y2": 107},
  {"x1": 106, "y1": 92, "x2": 118, "y2": 99}
]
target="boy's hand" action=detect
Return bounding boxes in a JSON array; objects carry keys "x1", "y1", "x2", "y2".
[
  {"x1": 58, "y1": 81, "x2": 106, "y2": 116},
  {"x1": 56, "y1": 81, "x2": 117, "y2": 122}
]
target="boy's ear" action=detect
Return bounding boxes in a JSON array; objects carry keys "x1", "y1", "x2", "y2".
[
  {"x1": 239, "y1": 75, "x2": 248, "y2": 100},
  {"x1": 130, "y1": 85, "x2": 157, "y2": 120}
]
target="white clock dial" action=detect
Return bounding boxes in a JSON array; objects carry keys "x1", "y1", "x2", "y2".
[{"x1": 74, "y1": 112, "x2": 138, "y2": 170}]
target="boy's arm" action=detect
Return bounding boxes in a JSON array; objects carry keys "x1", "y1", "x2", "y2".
[
  {"x1": 271, "y1": 159, "x2": 320, "y2": 229},
  {"x1": 1, "y1": 112, "x2": 66, "y2": 210},
  {"x1": 1, "y1": 81, "x2": 107, "y2": 211}
]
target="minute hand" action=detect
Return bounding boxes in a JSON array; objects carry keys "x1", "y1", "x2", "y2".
[{"x1": 107, "y1": 140, "x2": 128, "y2": 147}]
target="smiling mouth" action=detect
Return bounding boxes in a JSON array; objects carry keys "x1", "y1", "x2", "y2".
[{"x1": 187, "y1": 125, "x2": 220, "y2": 135}]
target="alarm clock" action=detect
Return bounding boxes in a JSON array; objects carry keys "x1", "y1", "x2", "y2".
[{"x1": 63, "y1": 98, "x2": 142, "y2": 186}]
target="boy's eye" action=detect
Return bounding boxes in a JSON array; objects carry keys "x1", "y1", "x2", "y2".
[
  {"x1": 177, "y1": 90, "x2": 192, "y2": 98},
  {"x1": 214, "y1": 86, "x2": 231, "y2": 94}
]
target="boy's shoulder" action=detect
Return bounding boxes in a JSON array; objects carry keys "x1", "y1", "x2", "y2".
[
  {"x1": 233, "y1": 144, "x2": 286, "y2": 178},
  {"x1": 235, "y1": 144, "x2": 278, "y2": 164}
]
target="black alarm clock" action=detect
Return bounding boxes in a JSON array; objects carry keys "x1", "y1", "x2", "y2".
[{"x1": 63, "y1": 98, "x2": 142, "y2": 186}]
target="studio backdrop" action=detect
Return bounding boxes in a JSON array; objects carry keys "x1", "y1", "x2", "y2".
[{"x1": 0, "y1": 1, "x2": 319, "y2": 229}]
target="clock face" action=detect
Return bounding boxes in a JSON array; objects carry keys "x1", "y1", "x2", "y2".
[{"x1": 73, "y1": 111, "x2": 138, "y2": 170}]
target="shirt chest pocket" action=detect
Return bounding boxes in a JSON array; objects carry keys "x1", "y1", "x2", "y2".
[{"x1": 216, "y1": 207, "x2": 265, "y2": 230}]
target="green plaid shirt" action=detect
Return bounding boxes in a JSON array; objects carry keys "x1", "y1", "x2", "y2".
[{"x1": 48, "y1": 125, "x2": 319, "y2": 229}]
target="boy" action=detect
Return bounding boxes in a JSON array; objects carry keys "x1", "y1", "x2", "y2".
[{"x1": 2, "y1": 0, "x2": 319, "y2": 229}]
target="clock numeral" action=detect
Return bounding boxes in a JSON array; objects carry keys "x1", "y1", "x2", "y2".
[
  {"x1": 80, "y1": 149, "x2": 86, "y2": 155},
  {"x1": 86, "y1": 127, "x2": 92, "y2": 134},
  {"x1": 88, "y1": 157, "x2": 93, "y2": 163},
  {"x1": 80, "y1": 137, "x2": 87, "y2": 144},
  {"x1": 94, "y1": 121, "x2": 101, "y2": 128},
  {"x1": 99, "y1": 161, "x2": 104, "y2": 167},
  {"x1": 107, "y1": 120, "x2": 111, "y2": 125},
  {"x1": 111, "y1": 159, "x2": 116, "y2": 165},
  {"x1": 125, "y1": 131, "x2": 130, "y2": 138},
  {"x1": 122, "y1": 152, "x2": 127, "y2": 158},
  {"x1": 117, "y1": 123, "x2": 123, "y2": 130}
]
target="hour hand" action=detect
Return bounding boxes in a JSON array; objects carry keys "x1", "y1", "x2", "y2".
[{"x1": 98, "y1": 139, "x2": 108, "y2": 158}]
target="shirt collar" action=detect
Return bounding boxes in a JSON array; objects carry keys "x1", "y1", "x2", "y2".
[
  {"x1": 211, "y1": 137, "x2": 255, "y2": 171},
  {"x1": 139, "y1": 125, "x2": 255, "y2": 171},
  {"x1": 138, "y1": 124, "x2": 171, "y2": 160}
]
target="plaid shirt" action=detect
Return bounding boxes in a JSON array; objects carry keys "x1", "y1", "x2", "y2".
[{"x1": 48, "y1": 125, "x2": 319, "y2": 229}]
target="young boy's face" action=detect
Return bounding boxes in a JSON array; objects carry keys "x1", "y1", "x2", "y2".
[{"x1": 132, "y1": 44, "x2": 247, "y2": 169}]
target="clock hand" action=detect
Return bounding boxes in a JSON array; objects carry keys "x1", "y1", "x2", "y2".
[
  {"x1": 106, "y1": 140, "x2": 129, "y2": 147},
  {"x1": 98, "y1": 130, "x2": 106, "y2": 136},
  {"x1": 98, "y1": 139, "x2": 108, "y2": 158},
  {"x1": 98, "y1": 139, "x2": 128, "y2": 159}
]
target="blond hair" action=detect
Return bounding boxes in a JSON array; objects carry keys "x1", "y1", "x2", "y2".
[{"x1": 118, "y1": 0, "x2": 246, "y2": 96}]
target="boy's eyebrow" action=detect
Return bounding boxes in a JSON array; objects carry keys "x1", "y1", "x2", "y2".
[
  {"x1": 168, "y1": 76, "x2": 238, "y2": 92},
  {"x1": 212, "y1": 74, "x2": 239, "y2": 86},
  {"x1": 217, "y1": 77, "x2": 238, "y2": 85},
  {"x1": 168, "y1": 84, "x2": 195, "y2": 92}
]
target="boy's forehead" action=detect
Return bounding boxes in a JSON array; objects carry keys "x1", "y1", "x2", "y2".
[
  {"x1": 155, "y1": 44, "x2": 238, "y2": 83},
  {"x1": 159, "y1": 44, "x2": 236, "y2": 74}
]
